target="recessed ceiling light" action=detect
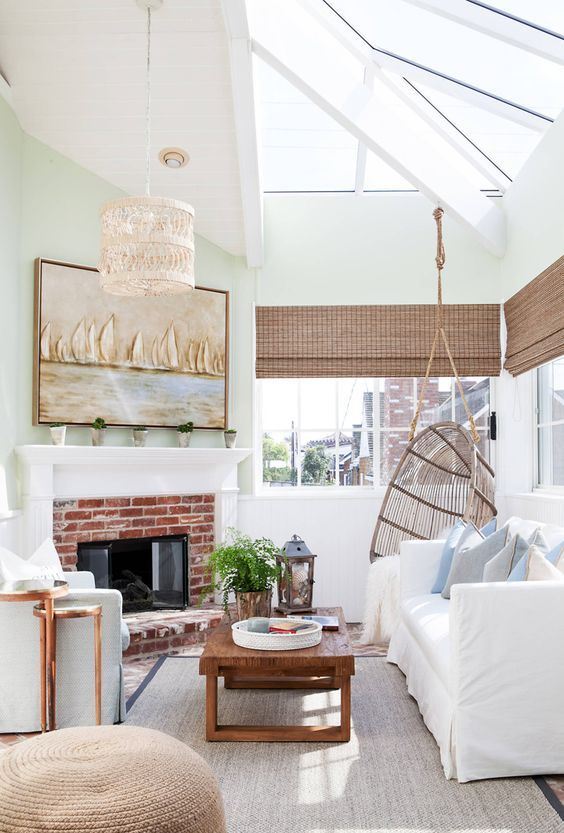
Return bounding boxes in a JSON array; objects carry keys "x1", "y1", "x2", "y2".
[{"x1": 159, "y1": 148, "x2": 189, "y2": 169}]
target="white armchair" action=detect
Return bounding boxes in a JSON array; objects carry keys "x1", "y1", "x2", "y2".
[{"x1": 0, "y1": 571, "x2": 129, "y2": 733}]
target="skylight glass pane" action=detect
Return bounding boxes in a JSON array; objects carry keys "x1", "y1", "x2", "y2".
[
  {"x1": 415, "y1": 84, "x2": 545, "y2": 180},
  {"x1": 329, "y1": 0, "x2": 564, "y2": 118},
  {"x1": 257, "y1": 60, "x2": 357, "y2": 191},
  {"x1": 490, "y1": 1, "x2": 564, "y2": 33},
  {"x1": 363, "y1": 153, "x2": 415, "y2": 190}
]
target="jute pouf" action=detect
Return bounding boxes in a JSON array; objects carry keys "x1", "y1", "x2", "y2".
[{"x1": 0, "y1": 725, "x2": 226, "y2": 833}]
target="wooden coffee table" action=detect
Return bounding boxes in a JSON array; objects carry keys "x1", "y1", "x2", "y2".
[{"x1": 199, "y1": 606, "x2": 354, "y2": 742}]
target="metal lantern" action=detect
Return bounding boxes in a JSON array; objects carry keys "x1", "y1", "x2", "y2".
[{"x1": 276, "y1": 534, "x2": 317, "y2": 614}]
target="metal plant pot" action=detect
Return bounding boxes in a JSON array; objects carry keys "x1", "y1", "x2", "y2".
[
  {"x1": 224, "y1": 431, "x2": 237, "y2": 449},
  {"x1": 235, "y1": 589, "x2": 272, "y2": 622},
  {"x1": 49, "y1": 426, "x2": 66, "y2": 446},
  {"x1": 133, "y1": 429, "x2": 148, "y2": 447},
  {"x1": 91, "y1": 428, "x2": 106, "y2": 447},
  {"x1": 178, "y1": 431, "x2": 192, "y2": 448}
]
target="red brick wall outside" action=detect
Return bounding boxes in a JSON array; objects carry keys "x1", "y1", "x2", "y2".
[
  {"x1": 382, "y1": 379, "x2": 446, "y2": 483},
  {"x1": 52, "y1": 494, "x2": 215, "y2": 605}
]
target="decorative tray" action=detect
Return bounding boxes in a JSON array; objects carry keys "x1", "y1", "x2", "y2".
[{"x1": 231, "y1": 619, "x2": 322, "y2": 651}]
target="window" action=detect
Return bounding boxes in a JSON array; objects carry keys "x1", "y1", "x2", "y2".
[
  {"x1": 536, "y1": 358, "x2": 564, "y2": 487},
  {"x1": 258, "y1": 376, "x2": 491, "y2": 489}
]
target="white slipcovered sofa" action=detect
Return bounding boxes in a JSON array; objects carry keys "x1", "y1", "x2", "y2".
[
  {"x1": 0, "y1": 570, "x2": 129, "y2": 733},
  {"x1": 388, "y1": 537, "x2": 564, "y2": 782}
]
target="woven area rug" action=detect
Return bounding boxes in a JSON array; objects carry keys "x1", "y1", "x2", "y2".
[{"x1": 126, "y1": 657, "x2": 564, "y2": 833}]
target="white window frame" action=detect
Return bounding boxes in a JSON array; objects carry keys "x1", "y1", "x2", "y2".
[
  {"x1": 534, "y1": 361, "x2": 564, "y2": 492},
  {"x1": 255, "y1": 376, "x2": 494, "y2": 497}
]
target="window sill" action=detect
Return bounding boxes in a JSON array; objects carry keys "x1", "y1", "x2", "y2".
[
  {"x1": 501, "y1": 489, "x2": 564, "y2": 503},
  {"x1": 243, "y1": 488, "x2": 386, "y2": 501}
]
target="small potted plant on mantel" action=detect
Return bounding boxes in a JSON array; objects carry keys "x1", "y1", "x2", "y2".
[
  {"x1": 177, "y1": 421, "x2": 194, "y2": 448},
  {"x1": 224, "y1": 428, "x2": 237, "y2": 449},
  {"x1": 91, "y1": 417, "x2": 107, "y2": 447},
  {"x1": 132, "y1": 425, "x2": 148, "y2": 447},
  {"x1": 49, "y1": 422, "x2": 67, "y2": 446},
  {"x1": 205, "y1": 528, "x2": 280, "y2": 621}
]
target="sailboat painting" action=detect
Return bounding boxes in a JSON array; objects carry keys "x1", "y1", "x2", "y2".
[{"x1": 34, "y1": 259, "x2": 228, "y2": 428}]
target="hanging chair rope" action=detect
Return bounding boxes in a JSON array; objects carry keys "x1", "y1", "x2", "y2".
[{"x1": 408, "y1": 207, "x2": 480, "y2": 444}]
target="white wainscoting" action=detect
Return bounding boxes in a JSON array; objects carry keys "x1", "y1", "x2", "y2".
[
  {"x1": 237, "y1": 492, "x2": 382, "y2": 622},
  {"x1": 0, "y1": 512, "x2": 22, "y2": 551},
  {"x1": 497, "y1": 492, "x2": 564, "y2": 526}
]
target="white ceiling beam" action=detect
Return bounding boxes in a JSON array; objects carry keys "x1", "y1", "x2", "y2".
[
  {"x1": 354, "y1": 65, "x2": 372, "y2": 194},
  {"x1": 251, "y1": 0, "x2": 505, "y2": 256},
  {"x1": 220, "y1": 0, "x2": 264, "y2": 268},
  {"x1": 400, "y1": 0, "x2": 564, "y2": 66},
  {"x1": 301, "y1": 0, "x2": 550, "y2": 132},
  {"x1": 379, "y1": 70, "x2": 510, "y2": 191}
]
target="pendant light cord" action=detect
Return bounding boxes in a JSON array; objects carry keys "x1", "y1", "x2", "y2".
[{"x1": 144, "y1": 6, "x2": 152, "y2": 197}]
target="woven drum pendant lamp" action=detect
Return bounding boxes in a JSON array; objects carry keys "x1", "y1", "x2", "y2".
[{"x1": 98, "y1": 0, "x2": 195, "y2": 296}]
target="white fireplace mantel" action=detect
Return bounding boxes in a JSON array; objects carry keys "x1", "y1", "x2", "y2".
[{"x1": 15, "y1": 445, "x2": 252, "y2": 555}]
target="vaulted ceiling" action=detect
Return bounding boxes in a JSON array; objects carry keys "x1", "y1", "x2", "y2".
[{"x1": 0, "y1": 0, "x2": 562, "y2": 266}]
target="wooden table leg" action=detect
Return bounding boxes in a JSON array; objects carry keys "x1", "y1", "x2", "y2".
[
  {"x1": 94, "y1": 611, "x2": 102, "y2": 725},
  {"x1": 206, "y1": 675, "x2": 218, "y2": 740},
  {"x1": 44, "y1": 597, "x2": 56, "y2": 731},
  {"x1": 38, "y1": 614, "x2": 46, "y2": 733},
  {"x1": 338, "y1": 674, "x2": 351, "y2": 742}
]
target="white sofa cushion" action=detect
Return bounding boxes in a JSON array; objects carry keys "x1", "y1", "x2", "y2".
[{"x1": 401, "y1": 594, "x2": 451, "y2": 687}]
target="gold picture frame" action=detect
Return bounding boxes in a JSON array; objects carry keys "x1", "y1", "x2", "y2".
[{"x1": 33, "y1": 258, "x2": 229, "y2": 429}]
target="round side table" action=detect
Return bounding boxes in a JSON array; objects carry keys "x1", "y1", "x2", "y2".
[
  {"x1": 34, "y1": 603, "x2": 102, "y2": 727},
  {"x1": 0, "y1": 579, "x2": 68, "y2": 732}
]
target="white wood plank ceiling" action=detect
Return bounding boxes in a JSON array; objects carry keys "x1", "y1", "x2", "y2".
[{"x1": 0, "y1": 0, "x2": 247, "y2": 257}]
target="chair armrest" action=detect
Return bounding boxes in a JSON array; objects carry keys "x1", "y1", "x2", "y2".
[
  {"x1": 399, "y1": 540, "x2": 445, "y2": 599},
  {"x1": 63, "y1": 570, "x2": 96, "y2": 589},
  {"x1": 449, "y1": 582, "x2": 564, "y2": 780},
  {"x1": 63, "y1": 588, "x2": 124, "y2": 653}
]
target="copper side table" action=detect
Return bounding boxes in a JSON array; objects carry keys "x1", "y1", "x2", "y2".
[
  {"x1": 34, "y1": 603, "x2": 102, "y2": 729},
  {"x1": 0, "y1": 579, "x2": 68, "y2": 733}
]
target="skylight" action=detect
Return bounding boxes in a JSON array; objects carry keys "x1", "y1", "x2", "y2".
[{"x1": 251, "y1": 0, "x2": 563, "y2": 196}]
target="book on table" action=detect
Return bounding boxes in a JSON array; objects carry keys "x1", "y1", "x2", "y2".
[{"x1": 295, "y1": 615, "x2": 339, "y2": 631}]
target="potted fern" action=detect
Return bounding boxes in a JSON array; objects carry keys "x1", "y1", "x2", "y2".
[
  {"x1": 177, "y1": 421, "x2": 194, "y2": 448},
  {"x1": 206, "y1": 528, "x2": 280, "y2": 621},
  {"x1": 91, "y1": 417, "x2": 107, "y2": 447}
]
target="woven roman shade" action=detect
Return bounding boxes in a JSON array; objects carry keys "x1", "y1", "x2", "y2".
[
  {"x1": 255, "y1": 304, "x2": 501, "y2": 378},
  {"x1": 504, "y1": 256, "x2": 564, "y2": 376}
]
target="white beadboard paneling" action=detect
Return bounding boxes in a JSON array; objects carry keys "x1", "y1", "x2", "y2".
[
  {"x1": 497, "y1": 492, "x2": 564, "y2": 526},
  {"x1": 237, "y1": 494, "x2": 381, "y2": 622},
  {"x1": 0, "y1": 512, "x2": 22, "y2": 552}
]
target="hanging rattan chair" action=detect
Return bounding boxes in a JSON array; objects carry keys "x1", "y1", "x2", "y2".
[{"x1": 370, "y1": 422, "x2": 496, "y2": 561}]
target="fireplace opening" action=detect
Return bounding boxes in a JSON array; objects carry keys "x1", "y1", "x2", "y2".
[{"x1": 77, "y1": 534, "x2": 189, "y2": 613}]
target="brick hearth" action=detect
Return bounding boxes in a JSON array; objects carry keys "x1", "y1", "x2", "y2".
[
  {"x1": 52, "y1": 493, "x2": 215, "y2": 605},
  {"x1": 124, "y1": 607, "x2": 224, "y2": 658}
]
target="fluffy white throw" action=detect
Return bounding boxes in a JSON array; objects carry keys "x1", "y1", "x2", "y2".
[{"x1": 360, "y1": 555, "x2": 401, "y2": 644}]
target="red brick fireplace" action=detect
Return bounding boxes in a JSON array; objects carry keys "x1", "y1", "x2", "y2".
[
  {"x1": 16, "y1": 445, "x2": 252, "y2": 658},
  {"x1": 53, "y1": 493, "x2": 215, "y2": 605}
]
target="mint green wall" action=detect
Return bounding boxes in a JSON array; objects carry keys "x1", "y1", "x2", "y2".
[
  {"x1": 0, "y1": 98, "x2": 23, "y2": 510},
  {"x1": 500, "y1": 111, "x2": 564, "y2": 299},
  {"x1": 259, "y1": 193, "x2": 501, "y2": 305},
  {"x1": 0, "y1": 98, "x2": 255, "y2": 506}
]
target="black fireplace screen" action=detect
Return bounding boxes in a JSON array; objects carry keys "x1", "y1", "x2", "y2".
[{"x1": 77, "y1": 534, "x2": 189, "y2": 613}]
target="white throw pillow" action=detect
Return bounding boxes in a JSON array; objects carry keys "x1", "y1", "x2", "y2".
[
  {"x1": 525, "y1": 546, "x2": 564, "y2": 581},
  {"x1": 0, "y1": 539, "x2": 64, "y2": 584}
]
